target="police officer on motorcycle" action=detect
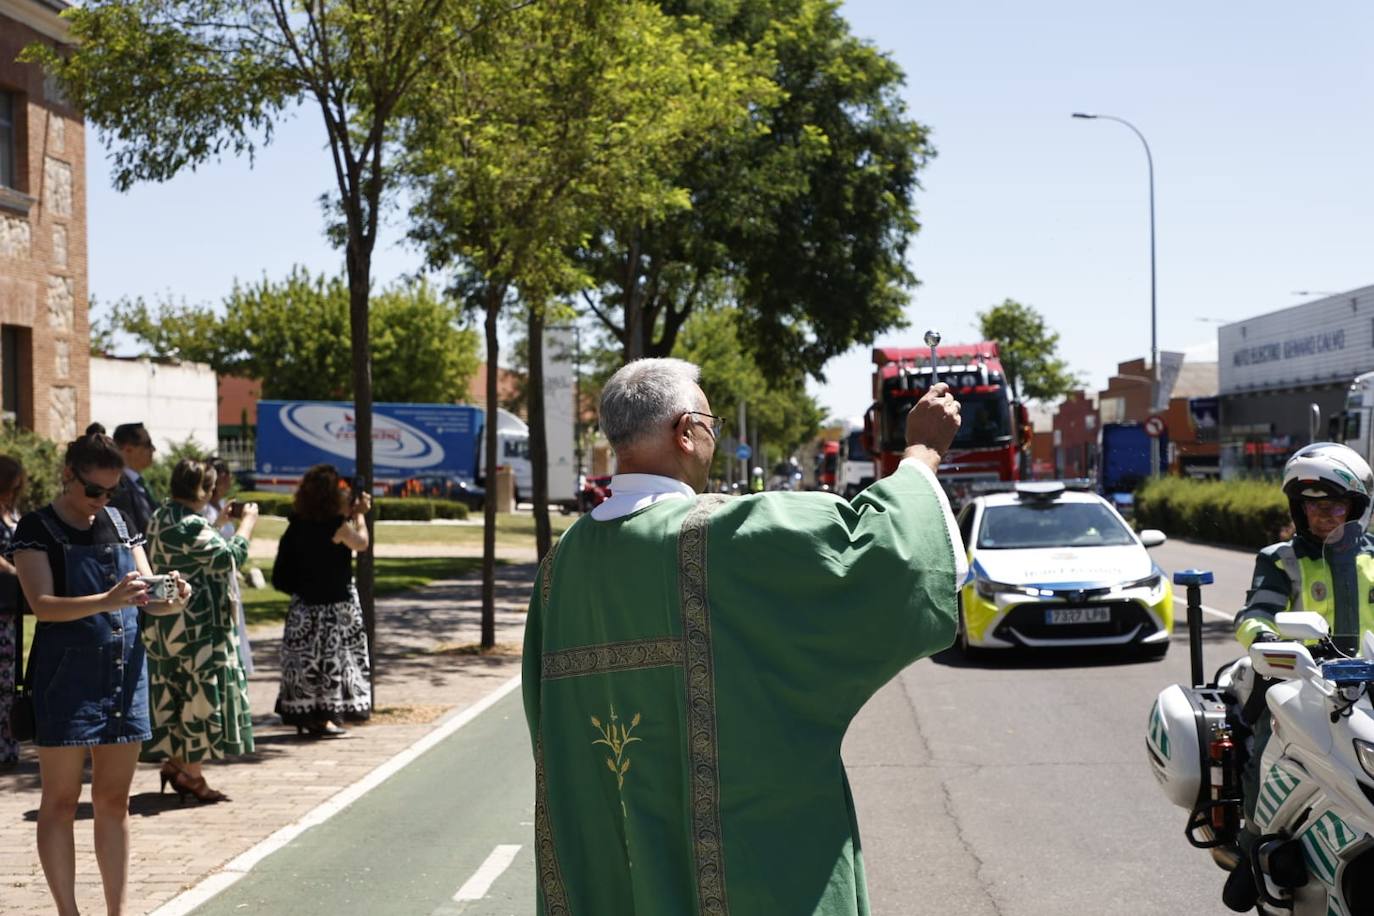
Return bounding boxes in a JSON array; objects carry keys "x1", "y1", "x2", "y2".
[{"x1": 1225, "y1": 442, "x2": 1374, "y2": 910}]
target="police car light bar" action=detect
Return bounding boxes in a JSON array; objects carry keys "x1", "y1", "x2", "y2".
[{"x1": 968, "y1": 479, "x2": 1095, "y2": 498}]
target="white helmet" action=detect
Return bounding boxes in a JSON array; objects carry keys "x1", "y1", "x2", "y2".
[{"x1": 1282, "y1": 442, "x2": 1374, "y2": 536}]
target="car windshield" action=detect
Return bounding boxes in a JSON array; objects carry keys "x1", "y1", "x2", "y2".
[{"x1": 976, "y1": 501, "x2": 1136, "y2": 550}]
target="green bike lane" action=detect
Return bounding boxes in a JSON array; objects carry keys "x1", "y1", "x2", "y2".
[{"x1": 191, "y1": 687, "x2": 537, "y2": 916}]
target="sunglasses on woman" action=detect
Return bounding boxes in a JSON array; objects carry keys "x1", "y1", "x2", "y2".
[{"x1": 72, "y1": 469, "x2": 120, "y2": 500}]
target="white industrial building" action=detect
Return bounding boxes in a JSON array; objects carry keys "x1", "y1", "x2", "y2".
[
  {"x1": 88, "y1": 356, "x2": 219, "y2": 453},
  {"x1": 1218, "y1": 284, "x2": 1374, "y2": 476}
]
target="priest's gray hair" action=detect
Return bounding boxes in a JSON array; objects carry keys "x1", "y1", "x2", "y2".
[{"x1": 600, "y1": 358, "x2": 703, "y2": 450}]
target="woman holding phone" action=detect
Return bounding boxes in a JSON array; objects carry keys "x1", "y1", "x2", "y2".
[
  {"x1": 11, "y1": 430, "x2": 189, "y2": 916},
  {"x1": 272, "y1": 463, "x2": 372, "y2": 737},
  {"x1": 204, "y1": 456, "x2": 253, "y2": 674},
  {"x1": 142, "y1": 458, "x2": 259, "y2": 803}
]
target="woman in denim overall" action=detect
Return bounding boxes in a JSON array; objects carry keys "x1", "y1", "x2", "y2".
[{"x1": 13, "y1": 432, "x2": 188, "y2": 916}]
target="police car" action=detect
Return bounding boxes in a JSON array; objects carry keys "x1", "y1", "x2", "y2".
[{"x1": 954, "y1": 481, "x2": 1173, "y2": 655}]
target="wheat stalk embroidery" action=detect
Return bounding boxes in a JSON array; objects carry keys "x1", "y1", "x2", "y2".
[{"x1": 591, "y1": 706, "x2": 642, "y2": 816}]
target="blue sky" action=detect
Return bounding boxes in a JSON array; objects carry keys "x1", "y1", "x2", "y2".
[{"x1": 86, "y1": 1, "x2": 1374, "y2": 423}]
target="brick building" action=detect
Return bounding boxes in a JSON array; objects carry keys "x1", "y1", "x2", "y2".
[
  {"x1": 0, "y1": 0, "x2": 87, "y2": 440},
  {"x1": 1052, "y1": 357, "x2": 1220, "y2": 479}
]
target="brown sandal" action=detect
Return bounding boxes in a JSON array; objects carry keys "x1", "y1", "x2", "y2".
[{"x1": 172, "y1": 771, "x2": 228, "y2": 804}]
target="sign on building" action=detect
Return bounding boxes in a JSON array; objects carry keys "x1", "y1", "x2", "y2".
[{"x1": 1218, "y1": 286, "x2": 1374, "y2": 395}]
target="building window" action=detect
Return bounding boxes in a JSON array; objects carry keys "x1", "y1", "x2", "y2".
[
  {"x1": 0, "y1": 91, "x2": 15, "y2": 189},
  {"x1": 2, "y1": 326, "x2": 32, "y2": 429}
]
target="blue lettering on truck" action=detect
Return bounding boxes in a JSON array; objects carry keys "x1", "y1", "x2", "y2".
[{"x1": 256, "y1": 400, "x2": 480, "y2": 480}]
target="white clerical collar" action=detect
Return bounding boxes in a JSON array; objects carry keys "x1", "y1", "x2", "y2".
[{"x1": 591, "y1": 473, "x2": 696, "y2": 521}]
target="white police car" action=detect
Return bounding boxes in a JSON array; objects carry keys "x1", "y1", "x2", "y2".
[{"x1": 954, "y1": 481, "x2": 1173, "y2": 655}]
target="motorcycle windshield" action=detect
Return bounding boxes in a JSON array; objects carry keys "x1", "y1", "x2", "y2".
[{"x1": 1322, "y1": 519, "x2": 1366, "y2": 656}]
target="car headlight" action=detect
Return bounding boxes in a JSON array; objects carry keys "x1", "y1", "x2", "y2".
[
  {"x1": 1355, "y1": 740, "x2": 1374, "y2": 781},
  {"x1": 1123, "y1": 572, "x2": 1166, "y2": 600},
  {"x1": 975, "y1": 578, "x2": 1036, "y2": 600}
]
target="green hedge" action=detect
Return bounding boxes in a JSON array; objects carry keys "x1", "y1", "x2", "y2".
[
  {"x1": 0, "y1": 426, "x2": 63, "y2": 512},
  {"x1": 1135, "y1": 477, "x2": 1290, "y2": 549},
  {"x1": 236, "y1": 491, "x2": 469, "y2": 521}
]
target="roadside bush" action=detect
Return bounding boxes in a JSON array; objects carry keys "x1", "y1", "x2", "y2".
[
  {"x1": 235, "y1": 492, "x2": 468, "y2": 521},
  {"x1": 376, "y1": 498, "x2": 469, "y2": 521},
  {"x1": 0, "y1": 425, "x2": 63, "y2": 511},
  {"x1": 377, "y1": 497, "x2": 435, "y2": 521},
  {"x1": 233, "y1": 492, "x2": 294, "y2": 516},
  {"x1": 1136, "y1": 477, "x2": 1289, "y2": 549}
]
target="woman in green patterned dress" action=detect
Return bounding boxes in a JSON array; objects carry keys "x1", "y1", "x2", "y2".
[{"x1": 142, "y1": 458, "x2": 260, "y2": 802}]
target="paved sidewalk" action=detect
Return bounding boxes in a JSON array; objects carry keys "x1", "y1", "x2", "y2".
[{"x1": 0, "y1": 560, "x2": 536, "y2": 915}]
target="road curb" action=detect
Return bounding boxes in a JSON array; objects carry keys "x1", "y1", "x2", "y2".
[{"x1": 147, "y1": 674, "x2": 523, "y2": 916}]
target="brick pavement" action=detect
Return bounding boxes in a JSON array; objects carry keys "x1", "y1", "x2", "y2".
[{"x1": 0, "y1": 560, "x2": 536, "y2": 915}]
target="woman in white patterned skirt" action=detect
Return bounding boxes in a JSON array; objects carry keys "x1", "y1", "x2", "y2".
[{"x1": 271, "y1": 464, "x2": 372, "y2": 738}]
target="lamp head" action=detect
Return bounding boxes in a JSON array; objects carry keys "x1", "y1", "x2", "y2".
[
  {"x1": 923, "y1": 330, "x2": 941, "y2": 348},
  {"x1": 1071, "y1": 112, "x2": 1097, "y2": 119}
]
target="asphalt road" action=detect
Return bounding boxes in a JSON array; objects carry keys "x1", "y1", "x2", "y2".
[{"x1": 190, "y1": 536, "x2": 1256, "y2": 916}]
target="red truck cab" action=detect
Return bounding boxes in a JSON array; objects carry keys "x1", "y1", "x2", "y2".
[{"x1": 863, "y1": 342, "x2": 1031, "y2": 507}]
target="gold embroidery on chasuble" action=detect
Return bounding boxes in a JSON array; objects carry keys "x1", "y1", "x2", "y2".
[
  {"x1": 534, "y1": 737, "x2": 572, "y2": 915},
  {"x1": 679, "y1": 495, "x2": 731, "y2": 915},
  {"x1": 533, "y1": 495, "x2": 732, "y2": 915},
  {"x1": 543, "y1": 638, "x2": 684, "y2": 680}
]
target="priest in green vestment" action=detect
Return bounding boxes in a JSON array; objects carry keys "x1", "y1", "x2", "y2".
[{"x1": 523, "y1": 357, "x2": 964, "y2": 916}]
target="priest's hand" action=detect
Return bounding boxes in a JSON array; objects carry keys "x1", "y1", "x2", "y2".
[{"x1": 903, "y1": 383, "x2": 961, "y2": 472}]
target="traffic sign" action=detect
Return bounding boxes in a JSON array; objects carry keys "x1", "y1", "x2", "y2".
[
  {"x1": 735, "y1": 443, "x2": 752, "y2": 461},
  {"x1": 1144, "y1": 415, "x2": 1167, "y2": 438}
]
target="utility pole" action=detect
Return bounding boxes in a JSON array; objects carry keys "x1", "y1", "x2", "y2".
[{"x1": 738, "y1": 401, "x2": 748, "y2": 484}]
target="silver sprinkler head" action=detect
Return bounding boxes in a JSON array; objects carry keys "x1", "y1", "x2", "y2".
[{"x1": 924, "y1": 330, "x2": 941, "y2": 386}]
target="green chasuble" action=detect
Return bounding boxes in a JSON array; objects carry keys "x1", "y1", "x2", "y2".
[{"x1": 522, "y1": 463, "x2": 957, "y2": 916}]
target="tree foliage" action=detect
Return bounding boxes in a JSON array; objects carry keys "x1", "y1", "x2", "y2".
[
  {"x1": 400, "y1": 0, "x2": 768, "y2": 587},
  {"x1": 105, "y1": 268, "x2": 480, "y2": 402},
  {"x1": 975, "y1": 298, "x2": 1079, "y2": 403},
  {"x1": 674, "y1": 308, "x2": 825, "y2": 472},
  {"x1": 25, "y1": 0, "x2": 523, "y2": 682},
  {"x1": 579, "y1": 0, "x2": 934, "y2": 377}
]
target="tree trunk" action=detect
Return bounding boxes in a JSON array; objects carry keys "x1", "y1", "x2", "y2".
[
  {"x1": 481, "y1": 282, "x2": 504, "y2": 649},
  {"x1": 345, "y1": 239, "x2": 376, "y2": 706},
  {"x1": 623, "y1": 235, "x2": 645, "y2": 363},
  {"x1": 527, "y1": 304, "x2": 552, "y2": 561}
]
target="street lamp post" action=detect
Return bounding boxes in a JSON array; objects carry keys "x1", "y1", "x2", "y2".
[{"x1": 1072, "y1": 112, "x2": 1157, "y2": 393}]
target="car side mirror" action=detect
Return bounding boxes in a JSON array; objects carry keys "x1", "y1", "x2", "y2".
[
  {"x1": 1138, "y1": 529, "x2": 1167, "y2": 548},
  {"x1": 1132, "y1": 527, "x2": 1165, "y2": 549}
]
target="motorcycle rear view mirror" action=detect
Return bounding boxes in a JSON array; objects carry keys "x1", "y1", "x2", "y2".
[
  {"x1": 1272, "y1": 611, "x2": 1331, "y2": 642},
  {"x1": 1250, "y1": 641, "x2": 1320, "y2": 681}
]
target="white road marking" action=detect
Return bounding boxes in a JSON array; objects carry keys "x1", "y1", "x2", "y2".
[
  {"x1": 148, "y1": 674, "x2": 523, "y2": 916},
  {"x1": 1200, "y1": 603, "x2": 1233, "y2": 622},
  {"x1": 452, "y1": 844, "x2": 522, "y2": 901}
]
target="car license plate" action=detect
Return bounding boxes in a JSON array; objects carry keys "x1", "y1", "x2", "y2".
[{"x1": 1045, "y1": 607, "x2": 1111, "y2": 625}]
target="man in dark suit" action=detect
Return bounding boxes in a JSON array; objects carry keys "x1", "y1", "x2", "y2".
[{"x1": 108, "y1": 422, "x2": 158, "y2": 534}]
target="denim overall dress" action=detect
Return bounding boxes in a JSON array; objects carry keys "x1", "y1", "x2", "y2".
[{"x1": 28, "y1": 506, "x2": 151, "y2": 747}]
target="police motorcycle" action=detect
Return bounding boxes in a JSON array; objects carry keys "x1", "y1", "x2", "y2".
[{"x1": 1147, "y1": 520, "x2": 1374, "y2": 915}]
